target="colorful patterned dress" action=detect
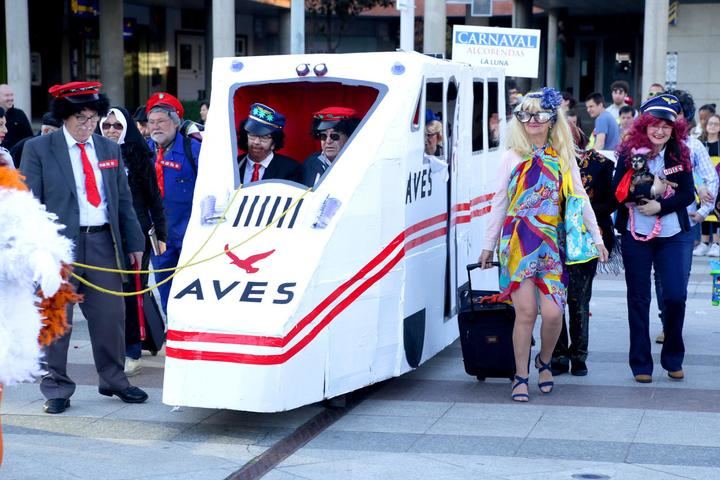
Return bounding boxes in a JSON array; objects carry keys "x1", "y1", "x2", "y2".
[{"x1": 497, "y1": 146, "x2": 568, "y2": 308}]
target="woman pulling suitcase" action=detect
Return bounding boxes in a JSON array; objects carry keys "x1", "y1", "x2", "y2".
[{"x1": 478, "y1": 88, "x2": 608, "y2": 402}]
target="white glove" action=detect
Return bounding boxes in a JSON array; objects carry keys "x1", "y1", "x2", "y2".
[{"x1": 30, "y1": 250, "x2": 62, "y2": 297}]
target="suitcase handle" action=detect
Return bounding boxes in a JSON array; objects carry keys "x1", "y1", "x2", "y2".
[{"x1": 465, "y1": 261, "x2": 500, "y2": 312}]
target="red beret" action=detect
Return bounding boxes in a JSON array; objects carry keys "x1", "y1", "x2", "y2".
[
  {"x1": 313, "y1": 107, "x2": 358, "y2": 121},
  {"x1": 146, "y1": 92, "x2": 184, "y2": 118},
  {"x1": 313, "y1": 106, "x2": 359, "y2": 131},
  {"x1": 48, "y1": 81, "x2": 102, "y2": 102}
]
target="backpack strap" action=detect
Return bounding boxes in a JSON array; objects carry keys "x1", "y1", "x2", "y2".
[{"x1": 182, "y1": 134, "x2": 198, "y2": 176}]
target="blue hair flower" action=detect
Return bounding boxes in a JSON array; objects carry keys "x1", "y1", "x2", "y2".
[{"x1": 528, "y1": 87, "x2": 563, "y2": 112}]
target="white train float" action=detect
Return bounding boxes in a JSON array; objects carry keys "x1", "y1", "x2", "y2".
[{"x1": 163, "y1": 51, "x2": 506, "y2": 412}]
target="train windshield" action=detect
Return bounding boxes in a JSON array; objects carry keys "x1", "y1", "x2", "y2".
[{"x1": 231, "y1": 81, "x2": 382, "y2": 187}]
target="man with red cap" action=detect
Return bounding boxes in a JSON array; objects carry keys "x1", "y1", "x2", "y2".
[
  {"x1": 20, "y1": 81, "x2": 148, "y2": 413},
  {"x1": 145, "y1": 92, "x2": 201, "y2": 313},
  {"x1": 301, "y1": 107, "x2": 360, "y2": 187}
]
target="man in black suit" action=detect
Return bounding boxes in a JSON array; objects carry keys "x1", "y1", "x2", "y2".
[
  {"x1": 0, "y1": 84, "x2": 34, "y2": 149},
  {"x1": 301, "y1": 107, "x2": 361, "y2": 188},
  {"x1": 21, "y1": 81, "x2": 148, "y2": 414},
  {"x1": 237, "y1": 103, "x2": 301, "y2": 184}
]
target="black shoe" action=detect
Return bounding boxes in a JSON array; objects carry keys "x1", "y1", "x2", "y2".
[
  {"x1": 43, "y1": 398, "x2": 70, "y2": 414},
  {"x1": 571, "y1": 360, "x2": 588, "y2": 376},
  {"x1": 99, "y1": 386, "x2": 149, "y2": 403},
  {"x1": 551, "y1": 358, "x2": 570, "y2": 376}
]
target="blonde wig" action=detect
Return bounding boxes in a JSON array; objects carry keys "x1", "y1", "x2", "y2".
[
  {"x1": 426, "y1": 120, "x2": 443, "y2": 142},
  {"x1": 505, "y1": 92, "x2": 575, "y2": 176}
]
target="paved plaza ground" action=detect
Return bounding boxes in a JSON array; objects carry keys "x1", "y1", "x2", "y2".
[{"x1": 2, "y1": 257, "x2": 719, "y2": 479}]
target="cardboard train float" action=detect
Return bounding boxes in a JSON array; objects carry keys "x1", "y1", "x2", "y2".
[{"x1": 163, "y1": 51, "x2": 506, "y2": 412}]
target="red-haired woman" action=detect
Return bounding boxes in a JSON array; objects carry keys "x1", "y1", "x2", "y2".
[{"x1": 613, "y1": 94, "x2": 695, "y2": 383}]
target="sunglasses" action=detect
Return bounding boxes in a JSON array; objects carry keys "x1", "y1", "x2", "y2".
[
  {"x1": 318, "y1": 132, "x2": 341, "y2": 141},
  {"x1": 101, "y1": 122, "x2": 124, "y2": 130},
  {"x1": 515, "y1": 111, "x2": 555, "y2": 124}
]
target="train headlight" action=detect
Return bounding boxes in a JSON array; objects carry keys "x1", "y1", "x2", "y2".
[{"x1": 313, "y1": 63, "x2": 328, "y2": 76}]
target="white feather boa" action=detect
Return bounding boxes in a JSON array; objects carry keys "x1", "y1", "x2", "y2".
[{"x1": 0, "y1": 187, "x2": 73, "y2": 385}]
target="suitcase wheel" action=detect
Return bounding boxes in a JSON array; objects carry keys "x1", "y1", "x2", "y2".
[
  {"x1": 150, "y1": 350, "x2": 158, "y2": 356},
  {"x1": 476, "y1": 376, "x2": 486, "y2": 381}
]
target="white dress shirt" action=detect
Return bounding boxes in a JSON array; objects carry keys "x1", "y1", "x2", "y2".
[
  {"x1": 242, "y1": 152, "x2": 273, "y2": 184},
  {"x1": 63, "y1": 127, "x2": 109, "y2": 226}
]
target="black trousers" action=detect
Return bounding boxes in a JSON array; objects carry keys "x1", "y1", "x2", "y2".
[
  {"x1": 41, "y1": 230, "x2": 130, "y2": 399},
  {"x1": 553, "y1": 259, "x2": 598, "y2": 363}
]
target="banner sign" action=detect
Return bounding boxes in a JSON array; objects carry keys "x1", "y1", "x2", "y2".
[{"x1": 451, "y1": 25, "x2": 541, "y2": 78}]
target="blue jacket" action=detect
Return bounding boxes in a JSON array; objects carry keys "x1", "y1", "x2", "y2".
[{"x1": 147, "y1": 134, "x2": 201, "y2": 247}]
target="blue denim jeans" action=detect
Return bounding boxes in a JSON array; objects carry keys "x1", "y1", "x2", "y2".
[{"x1": 623, "y1": 229, "x2": 693, "y2": 375}]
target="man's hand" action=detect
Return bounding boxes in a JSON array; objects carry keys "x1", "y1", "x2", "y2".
[
  {"x1": 158, "y1": 241, "x2": 167, "y2": 255},
  {"x1": 479, "y1": 250, "x2": 494, "y2": 269},
  {"x1": 128, "y1": 251, "x2": 143, "y2": 268},
  {"x1": 637, "y1": 199, "x2": 662, "y2": 216}
]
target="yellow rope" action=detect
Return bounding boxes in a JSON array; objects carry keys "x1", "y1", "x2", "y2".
[{"x1": 67, "y1": 187, "x2": 312, "y2": 296}]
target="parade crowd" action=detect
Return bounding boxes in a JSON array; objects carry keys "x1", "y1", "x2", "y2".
[
  {"x1": 0, "y1": 80, "x2": 365, "y2": 424},
  {"x1": 0, "y1": 73, "x2": 718, "y2": 428},
  {"x1": 482, "y1": 81, "x2": 720, "y2": 401}
]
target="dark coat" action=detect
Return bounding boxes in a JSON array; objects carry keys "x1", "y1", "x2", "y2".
[
  {"x1": 112, "y1": 106, "x2": 168, "y2": 243},
  {"x1": 300, "y1": 153, "x2": 327, "y2": 188},
  {"x1": 4, "y1": 107, "x2": 33, "y2": 150},
  {"x1": 20, "y1": 129, "x2": 145, "y2": 270},
  {"x1": 612, "y1": 150, "x2": 695, "y2": 233},
  {"x1": 577, "y1": 150, "x2": 616, "y2": 251},
  {"x1": 9, "y1": 133, "x2": 38, "y2": 168},
  {"x1": 237, "y1": 152, "x2": 302, "y2": 183}
]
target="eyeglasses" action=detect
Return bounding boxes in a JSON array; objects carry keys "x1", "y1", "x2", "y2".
[
  {"x1": 147, "y1": 118, "x2": 171, "y2": 128},
  {"x1": 648, "y1": 123, "x2": 673, "y2": 133},
  {"x1": 101, "y1": 122, "x2": 124, "y2": 130},
  {"x1": 515, "y1": 111, "x2": 555, "y2": 124},
  {"x1": 73, "y1": 114, "x2": 99, "y2": 125},
  {"x1": 426, "y1": 132, "x2": 438, "y2": 138},
  {"x1": 247, "y1": 133, "x2": 273, "y2": 143},
  {"x1": 318, "y1": 132, "x2": 342, "y2": 141}
]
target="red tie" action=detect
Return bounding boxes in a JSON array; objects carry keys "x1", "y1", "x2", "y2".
[
  {"x1": 155, "y1": 146, "x2": 165, "y2": 197},
  {"x1": 77, "y1": 143, "x2": 101, "y2": 207},
  {"x1": 251, "y1": 162, "x2": 261, "y2": 182}
]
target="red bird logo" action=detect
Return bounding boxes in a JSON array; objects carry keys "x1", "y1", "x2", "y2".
[{"x1": 223, "y1": 245, "x2": 275, "y2": 274}]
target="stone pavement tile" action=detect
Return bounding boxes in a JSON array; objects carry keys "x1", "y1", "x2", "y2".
[
  {"x1": 263, "y1": 470, "x2": 314, "y2": 480},
  {"x1": 305, "y1": 430, "x2": 421, "y2": 452},
  {"x1": 130, "y1": 467, "x2": 238, "y2": 480},
  {"x1": 636, "y1": 464, "x2": 720, "y2": 480},
  {"x1": 2, "y1": 433, "x2": 240, "y2": 480},
  {"x1": 80, "y1": 418, "x2": 191, "y2": 441},
  {"x1": 201, "y1": 404, "x2": 324, "y2": 428},
  {"x1": 104, "y1": 401, "x2": 216, "y2": 424},
  {"x1": 410, "y1": 433, "x2": 524, "y2": 456},
  {"x1": 528, "y1": 406, "x2": 643, "y2": 443},
  {"x1": 171, "y1": 441, "x2": 266, "y2": 464},
  {"x1": 327, "y1": 413, "x2": 438, "y2": 434},
  {"x1": 504, "y1": 463, "x2": 691, "y2": 480},
  {"x1": 349, "y1": 399, "x2": 452, "y2": 418},
  {"x1": 3, "y1": 414, "x2": 96, "y2": 436},
  {"x1": 174, "y1": 421, "x2": 281, "y2": 445},
  {"x1": 426, "y1": 415, "x2": 536, "y2": 438},
  {"x1": 443, "y1": 402, "x2": 545, "y2": 422},
  {"x1": 628, "y1": 443, "x2": 720, "y2": 468},
  {"x1": 517, "y1": 438, "x2": 629, "y2": 463},
  {"x1": 634, "y1": 410, "x2": 720, "y2": 447},
  {"x1": 277, "y1": 448, "x2": 388, "y2": 468},
  {"x1": 275, "y1": 452, "x2": 504, "y2": 480}
]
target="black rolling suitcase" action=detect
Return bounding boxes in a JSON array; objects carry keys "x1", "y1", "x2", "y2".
[{"x1": 458, "y1": 262, "x2": 517, "y2": 381}]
